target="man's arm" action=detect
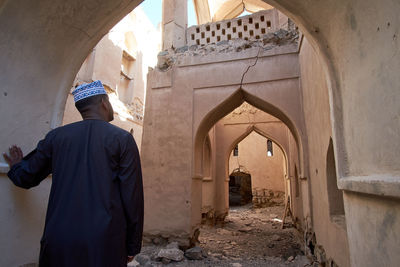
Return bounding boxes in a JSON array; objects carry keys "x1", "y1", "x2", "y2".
[
  {"x1": 3, "y1": 135, "x2": 52, "y2": 189},
  {"x1": 118, "y1": 133, "x2": 144, "y2": 258}
]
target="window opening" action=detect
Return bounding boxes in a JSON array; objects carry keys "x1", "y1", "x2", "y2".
[
  {"x1": 267, "y1": 139, "x2": 273, "y2": 157},
  {"x1": 234, "y1": 145, "x2": 239, "y2": 156}
]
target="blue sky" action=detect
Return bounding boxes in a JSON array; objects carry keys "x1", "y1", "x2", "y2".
[{"x1": 139, "y1": 0, "x2": 198, "y2": 28}]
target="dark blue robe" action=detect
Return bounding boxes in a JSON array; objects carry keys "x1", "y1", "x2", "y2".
[{"x1": 7, "y1": 119, "x2": 144, "y2": 267}]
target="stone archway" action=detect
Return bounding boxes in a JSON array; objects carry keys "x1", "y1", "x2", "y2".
[{"x1": 0, "y1": 1, "x2": 399, "y2": 266}]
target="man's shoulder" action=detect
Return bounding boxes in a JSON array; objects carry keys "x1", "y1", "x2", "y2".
[{"x1": 55, "y1": 120, "x2": 128, "y2": 134}]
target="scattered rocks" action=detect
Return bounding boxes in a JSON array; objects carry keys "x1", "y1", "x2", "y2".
[
  {"x1": 136, "y1": 204, "x2": 310, "y2": 266},
  {"x1": 134, "y1": 253, "x2": 151, "y2": 265},
  {"x1": 238, "y1": 226, "x2": 252, "y2": 233},
  {"x1": 156, "y1": 248, "x2": 184, "y2": 262},
  {"x1": 272, "y1": 234, "x2": 282, "y2": 241},
  {"x1": 184, "y1": 246, "x2": 204, "y2": 260},
  {"x1": 217, "y1": 228, "x2": 231, "y2": 235},
  {"x1": 165, "y1": 241, "x2": 179, "y2": 249}
]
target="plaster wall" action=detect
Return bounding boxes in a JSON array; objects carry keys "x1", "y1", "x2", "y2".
[
  {"x1": 142, "y1": 42, "x2": 304, "y2": 241},
  {"x1": 343, "y1": 192, "x2": 400, "y2": 267},
  {"x1": 0, "y1": 173, "x2": 51, "y2": 267},
  {"x1": 299, "y1": 38, "x2": 350, "y2": 267},
  {"x1": 228, "y1": 131, "x2": 285, "y2": 192}
]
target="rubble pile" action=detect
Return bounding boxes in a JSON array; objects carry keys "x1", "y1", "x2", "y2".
[{"x1": 130, "y1": 204, "x2": 311, "y2": 266}]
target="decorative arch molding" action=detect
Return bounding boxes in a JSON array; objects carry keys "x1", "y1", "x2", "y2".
[
  {"x1": 194, "y1": 88, "x2": 306, "y2": 180},
  {"x1": 225, "y1": 125, "x2": 290, "y2": 179}
]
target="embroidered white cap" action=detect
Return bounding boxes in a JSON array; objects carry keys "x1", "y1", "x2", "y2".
[{"x1": 72, "y1": 80, "x2": 107, "y2": 102}]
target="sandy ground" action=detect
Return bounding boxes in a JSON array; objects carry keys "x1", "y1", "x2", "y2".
[{"x1": 133, "y1": 204, "x2": 312, "y2": 267}]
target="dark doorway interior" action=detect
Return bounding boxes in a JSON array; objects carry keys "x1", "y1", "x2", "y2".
[{"x1": 229, "y1": 170, "x2": 252, "y2": 206}]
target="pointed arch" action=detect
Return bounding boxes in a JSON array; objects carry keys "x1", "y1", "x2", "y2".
[
  {"x1": 194, "y1": 88, "x2": 304, "y2": 179},
  {"x1": 225, "y1": 125, "x2": 289, "y2": 179}
]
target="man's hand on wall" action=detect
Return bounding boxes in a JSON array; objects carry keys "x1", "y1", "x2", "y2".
[{"x1": 2, "y1": 145, "x2": 23, "y2": 168}]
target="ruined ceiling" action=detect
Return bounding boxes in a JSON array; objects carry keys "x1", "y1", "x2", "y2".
[{"x1": 193, "y1": 0, "x2": 274, "y2": 24}]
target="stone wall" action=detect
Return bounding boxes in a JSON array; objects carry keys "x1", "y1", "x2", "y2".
[{"x1": 299, "y1": 38, "x2": 350, "y2": 267}]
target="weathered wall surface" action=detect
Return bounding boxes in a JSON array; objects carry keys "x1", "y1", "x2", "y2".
[
  {"x1": 142, "y1": 39, "x2": 304, "y2": 243},
  {"x1": 229, "y1": 131, "x2": 286, "y2": 192},
  {"x1": 0, "y1": 173, "x2": 51, "y2": 267},
  {"x1": 344, "y1": 192, "x2": 400, "y2": 267},
  {"x1": 299, "y1": 38, "x2": 350, "y2": 267}
]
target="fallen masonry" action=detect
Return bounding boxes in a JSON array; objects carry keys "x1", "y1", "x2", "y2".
[{"x1": 130, "y1": 204, "x2": 312, "y2": 267}]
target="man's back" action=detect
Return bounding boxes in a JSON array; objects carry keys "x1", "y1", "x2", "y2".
[{"x1": 8, "y1": 119, "x2": 144, "y2": 267}]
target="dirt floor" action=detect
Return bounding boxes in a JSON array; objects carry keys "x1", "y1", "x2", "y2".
[{"x1": 132, "y1": 204, "x2": 311, "y2": 267}]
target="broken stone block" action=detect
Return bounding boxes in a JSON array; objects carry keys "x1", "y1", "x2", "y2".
[
  {"x1": 157, "y1": 248, "x2": 184, "y2": 262},
  {"x1": 184, "y1": 246, "x2": 203, "y2": 260},
  {"x1": 134, "y1": 253, "x2": 151, "y2": 266},
  {"x1": 166, "y1": 241, "x2": 179, "y2": 249}
]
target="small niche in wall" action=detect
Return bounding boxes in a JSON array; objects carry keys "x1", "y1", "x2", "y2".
[
  {"x1": 267, "y1": 21, "x2": 272, "y2": 28},
  {"x1": 237, "y1": 19, "x2": 242, "y2": 26},
  {"x1": 326, "y1": 138, "x2": 345, "y2": 218},
  {"x1": 206, "y1": 25, "x2": 210, "y2": 31}
]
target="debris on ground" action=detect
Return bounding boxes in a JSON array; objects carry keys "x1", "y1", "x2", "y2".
[{"x1": 130, "y1": 204, "x2": 310, "y2": 266}]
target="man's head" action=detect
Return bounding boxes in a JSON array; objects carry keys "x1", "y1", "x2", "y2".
[
  {"x1": 72, "y1": 80, "x2": 114, "y2": 122},
  {"x1": 75, "y1": 94, "x2": 114, "y2": 122}
]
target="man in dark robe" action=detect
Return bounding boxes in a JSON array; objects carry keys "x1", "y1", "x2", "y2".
[{"x1": 3, "y1": 80, "x2": 144, "y2": 267}]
